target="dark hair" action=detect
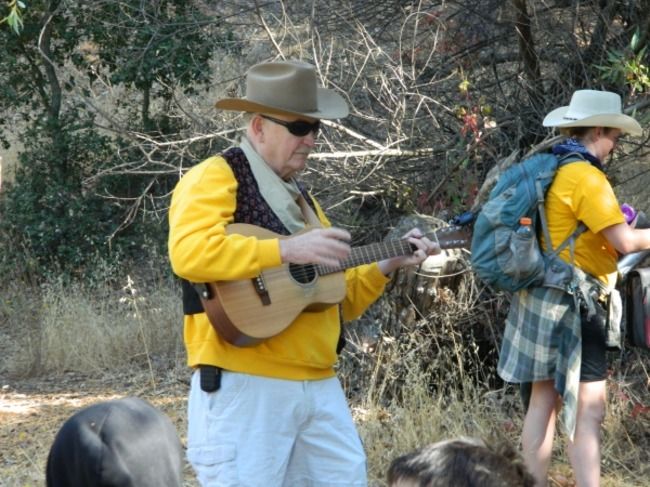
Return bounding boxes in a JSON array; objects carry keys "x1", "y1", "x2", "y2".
[
  {"x1": 559, "y1": 126, "x2": 618, "y2": 137},
  {"x1": 387, "y1": 437, "x2": 535, "y2": 487}
]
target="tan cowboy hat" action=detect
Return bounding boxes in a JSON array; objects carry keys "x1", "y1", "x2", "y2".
[
  {"x1": 215, "y1": 60, "x2": 349, "y2": 120},
  {"x1": 543, "y1": 89, "x2": 642, "y2": 136}
]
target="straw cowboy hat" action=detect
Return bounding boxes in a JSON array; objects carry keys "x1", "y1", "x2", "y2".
[
  {"x1": 215, "y1": 60, "x2": 349, "y2": 120},
  {"x1": 543, "y1": 89, "x2": 642, "y2": 136}
]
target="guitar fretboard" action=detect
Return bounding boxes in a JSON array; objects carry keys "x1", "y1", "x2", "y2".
[
  {"x1": 314, "y1": 226, "x2": 469, "y2": 276},
  {"x1": 316, "y1": 240, "x2": 415, "y2": 275}
]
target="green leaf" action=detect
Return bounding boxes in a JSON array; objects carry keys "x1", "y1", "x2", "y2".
[
  {"x1": 7, "y1": 10, "x2": 23, "y2": 34},
  {"x1": 630, "y1": 28, "x2": 641, "y2": 52},
  {"x1": 608, "y1": 50, "x2": 621, "y2": 62},
  {"x1": 637, "y1": 45, "x2": 647, "y2": 60}
]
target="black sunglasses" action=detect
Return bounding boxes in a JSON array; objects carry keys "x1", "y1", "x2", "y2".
[{"x1": 260, "y1": 115, "x2": 320, "y2": 137}]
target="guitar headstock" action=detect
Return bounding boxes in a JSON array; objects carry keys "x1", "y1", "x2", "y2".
[{"x1": 428, "y1": 225, "x2": 472, "y2": 250}]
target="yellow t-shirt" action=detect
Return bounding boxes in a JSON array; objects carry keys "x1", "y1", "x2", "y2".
[{"x1": 542, "y1": 161, "x2": 624, "y2": 288}]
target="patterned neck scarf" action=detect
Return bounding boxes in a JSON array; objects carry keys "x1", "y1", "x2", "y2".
[
  {"x1": 239, "y1": 136, "x2": 306, "y2": 233},
  {"x1": 552, "y1": 137, "x2": 604, "y2": 172}
]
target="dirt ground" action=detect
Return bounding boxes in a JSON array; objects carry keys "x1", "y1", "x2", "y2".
[
  {"x1": 2, "y1": 351, "x2": 650, "y2": 486},
  {"x1": 0, "y1": 367, "x2": 200, "y2": 486},
  {"x1": 3, "y1": 371, "x2": 647, "y2": 487}
]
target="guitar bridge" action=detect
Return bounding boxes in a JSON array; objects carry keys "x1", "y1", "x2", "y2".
[{"x1": 252, "y1": 275, "x2": 271, "y2": 306}]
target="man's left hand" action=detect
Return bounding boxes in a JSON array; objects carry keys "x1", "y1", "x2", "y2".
[{"x1": 377, "y1": 228, "x2": 441, "y2": 275}]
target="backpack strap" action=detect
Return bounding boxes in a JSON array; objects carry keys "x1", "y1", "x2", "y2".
[
  {"x1": 557, "y1": 151, "x2": 585, "y2": 166},
  {"x1": 548, "y1": 222, "x2": 587, "y2": 257},
  {"x1": 535, "y1": 152, "x2": 587, "y2": 263}
]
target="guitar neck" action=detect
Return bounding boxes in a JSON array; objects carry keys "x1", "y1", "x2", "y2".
[
  {"x1": 314, "y1": 226, "x2": 470, "y2": 276},
  {"x1": 316, "y1": 240, "x2": 414, "y2": 276}
]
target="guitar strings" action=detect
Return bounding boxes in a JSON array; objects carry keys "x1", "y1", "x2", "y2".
[{"x1": 271, "y1": 227, "x2": 468, "y2": 282}]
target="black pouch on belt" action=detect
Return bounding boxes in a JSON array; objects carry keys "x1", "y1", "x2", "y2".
[{"x1": 199, "y1": 365, "x2": 221, "y2": 393}]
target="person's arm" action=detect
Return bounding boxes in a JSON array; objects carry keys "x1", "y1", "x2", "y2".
[
  {"x1": 601, "y1": 223, "x2": 650, "y2": 254},
  {"x1": 341, "y1": 227, "x2": 441, "y2": 321},
  {"x1": 570, "y1": 168, "x2": 646, "y2": 255},
  {"x1": 170, "y1": 160, "x2": 356, "y2": 281},
  {"x1": 168, "y1": 156, "x2": 282, "y2": 283}
]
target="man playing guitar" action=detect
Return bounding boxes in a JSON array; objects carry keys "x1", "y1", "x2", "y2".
[{"x1": 168, "y1": 60, "x2": 440, "y2": 487}]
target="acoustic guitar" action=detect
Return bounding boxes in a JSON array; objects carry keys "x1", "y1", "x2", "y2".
[{"x1": 193, "y1": 223, "x2": 470, "y2": 347}]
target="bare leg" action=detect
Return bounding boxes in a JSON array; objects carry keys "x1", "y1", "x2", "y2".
[
  {"x1": 522, "y1": 380, "x2": 559, "y2": 486},
  {"x1": 567, "y1": 380, "x2": 606, "y2": 487}
]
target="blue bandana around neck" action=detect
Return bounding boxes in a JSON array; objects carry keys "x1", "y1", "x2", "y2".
[{"x1": 552, "y1": 137, "x2": 603, "y2": 171}]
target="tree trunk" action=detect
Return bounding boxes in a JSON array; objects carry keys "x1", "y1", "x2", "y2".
[{"x1": 512, "y1": 0, "x2": 541, "y2": 91}]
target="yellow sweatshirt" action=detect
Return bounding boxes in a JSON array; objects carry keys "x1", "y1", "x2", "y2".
[{"x1": 168, "y1": 154, "x2": 391, "y2": 380}]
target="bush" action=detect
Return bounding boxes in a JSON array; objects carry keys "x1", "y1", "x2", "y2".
[{"x1": 0, "y1": 115, "x2": 169, "y2": 278}]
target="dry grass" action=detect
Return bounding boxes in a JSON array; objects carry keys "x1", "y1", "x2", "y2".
[
  {"x1": 2, "y1": 274, "x2": 185, "y2": 379},
  {"x1": 0, "y1": 369, "x2": 199, "y2": 487},
  {"x1": 359, "y1": 372, "x2": 515, "y2": 483},
  {"x1": 356, "y1": 351, "x2": 650, "y2": 487},
  {"x1": 2, "y1": 270, "x2": 649, "y2": 486}
]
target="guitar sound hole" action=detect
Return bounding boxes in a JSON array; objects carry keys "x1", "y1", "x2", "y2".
[{"x1": 289, "y1": 264, "x2": 317, "y2": 284}]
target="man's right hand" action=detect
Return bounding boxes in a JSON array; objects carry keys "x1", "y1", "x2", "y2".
[{"x1": 279, "y1": 227, "x2": 351, "y2": 268}]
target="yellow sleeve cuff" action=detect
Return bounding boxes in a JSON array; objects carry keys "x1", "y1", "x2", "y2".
[
  {"x1": 258, "y1": 238, "x2": 283, "y2": 268},
  {"x1": 368, "y1": 262, "x2": 392, "y2": 285}
]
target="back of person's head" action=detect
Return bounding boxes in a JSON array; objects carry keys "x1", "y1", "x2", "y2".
[
  {"x1": 46, "y1": 397, "x2": 183, "y2": 487},
  {"x1": 387, "y1": 437, "x2": 535, "y2": 487}
]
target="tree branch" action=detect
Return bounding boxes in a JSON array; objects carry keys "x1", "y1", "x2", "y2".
[{"x1": 38, "y1": 0, "x2": 62, "y2": 119}]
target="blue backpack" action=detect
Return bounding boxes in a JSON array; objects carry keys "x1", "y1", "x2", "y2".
[{"x1": 470, "y1": 152, "x2": 585, "y2": 293}]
